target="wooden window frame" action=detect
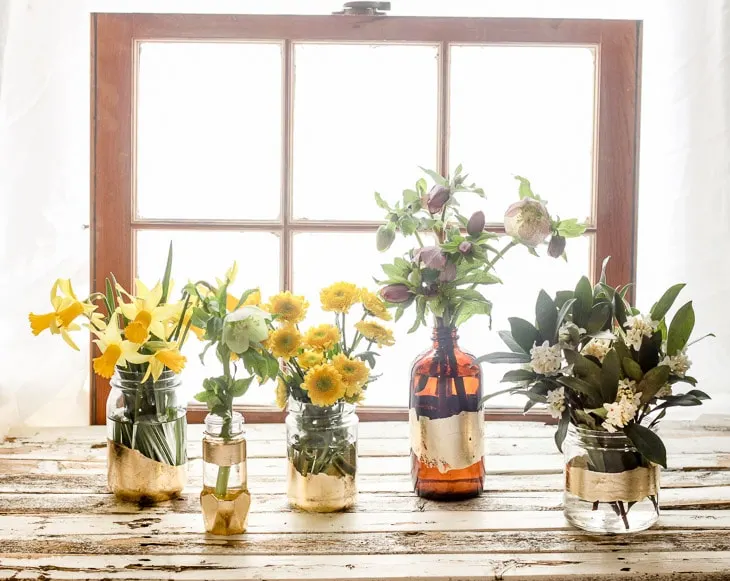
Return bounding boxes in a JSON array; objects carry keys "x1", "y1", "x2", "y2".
[{"x1": 90, "y1": 13, "x2": 641, "y2": 425}]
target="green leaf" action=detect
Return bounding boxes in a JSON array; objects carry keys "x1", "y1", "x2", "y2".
[
  {"x1": 555, "y1": 410, "x2": 570, "y2": 453},
  {"x1": 554, "y1": 290, "x2": 574, "y2": 310},
  {"x1": 409, "y1": 297, "x2": 426, "y2": 333},
  {"x1": 515, "y1": 175, "x2": 538, "y2": 200},
  {"x1": 557, "y1": 376, "x2": 602, "y2": 404},
  {"x1": 638, "y1": 365, "x2": 670, "y2": 404},
  {"x1": 585, "y1": 301, "x2": 612, "y2": 334},
  {"x1": 667, "y1": 301, "x2": 695, "y2": 356},
  {"x1": 509, "y1": 317, "x2": 540, "y2": 353},
  {"x1": 374, "y1": 192, "x2": 390, "y2": 210},
  {"x1": 555, "y1": 298, "x2": 577, "y2": 333},
  {"x1": 402, "y1": 189, "x2": 420, "y2": 203},
  {"x1": 622, "y1": 357, "x2": 644, "y2": 381},
  {"x1": 231, "y1": 377, "x2": 255, "y2": 398},
  {"x1": 461, "y1": 271, "x2": 502, "y2": 285},
  {"x1": 564, "y1": 350, "x2": 602, "y2": 390},
  {"x1": 624, "y1": 423, "x2": 667, "y2": 468},
  {"x1": 556, "y1": 218, "x2": 587, "y2": 238},
  {"x1": 455, "y1": 300, "x2": 492, "y2": 327},
  {"x1": 419, "y1": 166, "x2": 448, "y2": 186},
  {"x1": 416, "y1": 178, "x2": 427, "y2": 195},
  {"x1": 399, "y1": 216, "x2": 418, "y2": 236},
  {"x1": 614, "y1": 292, "x2": 629, "y2": 329},
  {"x1": 573, "y1": 276, "x2": 593, "y2": 328},
  {"x1": 382, "y1": 263, "x2": 408, "y2": 279},
  {"x1": 649, "y1": 283, "x2": 685, "y2": 321},
  {"x1": 600, "y1": 349, "x2": 621, "y2": 403},
  {"x1": 160, "y1": 241, "x2": 174, "y2": 304},
  {"x1": 498, "y1": 330, "x2": 526, "y2": 354},
  {"x1": 234, "y1": 288, "x2": 260, "y2": 311},
  {"x1": 104, "y1": 277, "x2": 116, "y2": 321},
  {"x1": 501, "y1": 369, "x2": 537, "y2": 383},
  {"x1": 599, "y1": 256, "x2": 611, "y2": 284},
  {"x1": 477, "y1": 352, "x2": 532, "y2": 364},
  {"x1": 535, "y1": 290, "x2": 558, "y2": 342}
]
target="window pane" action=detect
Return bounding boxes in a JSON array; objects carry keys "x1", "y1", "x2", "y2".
[
  {"x1": 135, "y1": 230, "x2": 281, "y2": 405},
  {"x1": 136, "y1": 42, "x2": 283, "y2": 221},
  {"x1": 449, "y1": 46, "x2": 596, "y2": 224},
  {"x1": 292, "y1": 44, "x2": 439, "y2": 221}
]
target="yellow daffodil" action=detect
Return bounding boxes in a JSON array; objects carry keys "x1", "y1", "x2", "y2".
[
  {"x1": 91, "y1": 318, "x2": 150, "y2": 379},
  {"x1": 266, "y1": 325, "x2": 302, "y2": 359},
  {"x1": 265, "y1": 291, "x2": 309, "y2": 323},
  {"x1": 216, "y1": 261, "x2": 239, "y2": 288},
  {"x1": 332, "y1": 354, "x2": 369, "y2": 395},
  {"x1": 303, "y1": 324, "x2": 340, "y2": 351},
  {"x1": 360, "y1": 288, "x2": 392, "y2": 321},
  {"x1": 225, "y1": 290, "x2": 261, "y2": 313},
  {"x1": 298, "y1": 349, "x2": 324, "y2": 369},
  {"x1": 320, "y1": 282, "x2": 359, "y2": 313},
  {"x1": 29, "y1": 279, "x2": 99, "y2": 350},
  {"x1": 275, "y1": 377, "x2": 289, "y2": 410},
  {"x1": 141, "y1": 342, "x2": 187, "y2": 382},
  {"x1": 118, "y1": 280, "x2": 180, "y2": 343},
  {"x1": 302, "y1": 364, "x2": 346, "y2": 407},
  {"x1": 355, "y1": 320, "x2": 395, "y2": 347}
]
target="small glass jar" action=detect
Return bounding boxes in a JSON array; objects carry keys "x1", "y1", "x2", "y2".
[
  {"x1": 564, "y1": 425, "x2": 660, "y2": 533},
  {"x1": 286, "y1": 399, "x2": 358, "y2": 512},
  {"x1": 200, "y1": 412, "x2": 251, "y2": 535},
  {"x1": 106, "y1": 367, "x2": 187, "y2": 503}
]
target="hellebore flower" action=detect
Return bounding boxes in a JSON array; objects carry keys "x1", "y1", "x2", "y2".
[
  {"x1": 380, "y1": 284, "x2": 413, "y2": 304},
  {"x1": 414, "y1": 246, "x2": 447, "y2": 270},
  {"x1": 467, "y1": 211, "x2": 485, "y2": 237},
  {"x1": 376, "y1": 225, "x2": 396, "y2": 252},
  {"x1": 458, "y1": 241, "x2": 472, "y2": 254},
  {"x1": 504, "y1": 198, "x2": 552, "y2": 247},
  {"x1": 547, "y1": 234, "x2": 566, "y2": 258},
  {"x1": 439, "y1": 262, "x2": 457, "y2": 282},
  {"x1": 222, "y1": 306, "x2": 271, "y2": 353},
  {"x1": 427, "y1": 185, "x2": 450, "y2": 214}
]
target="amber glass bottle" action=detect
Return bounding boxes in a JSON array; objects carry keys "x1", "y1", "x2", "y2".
[{"x1": 410, "y1": 324, "x2": 484, "y2": 499}]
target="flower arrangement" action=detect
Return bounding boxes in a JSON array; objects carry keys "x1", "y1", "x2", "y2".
[
  {"x1": 29, "y1": 244, "x2": 193, "y2": 468},
  {"x1": 482, "y1": 261, "x2": 713, "y2": 530}
]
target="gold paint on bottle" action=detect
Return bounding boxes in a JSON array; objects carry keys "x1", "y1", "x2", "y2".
[
  {"x1": 286, "y1": 460, "x2": 356, "y2": 512},
  {"x1": 566, "y1": 457, "x2": 660, "y2": 503}
]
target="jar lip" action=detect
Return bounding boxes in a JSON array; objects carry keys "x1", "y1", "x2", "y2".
[
  {"x1": 204, "y1": 412, "x2": 245, "y2": 436},
  {"x1": 287, "y1": 398, "x2": 356, "y2": 413},
  {"x1": 206, "y1": 411, "x2": 245, "y2": 425}
]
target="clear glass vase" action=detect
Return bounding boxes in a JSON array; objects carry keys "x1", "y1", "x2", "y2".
[
  {"x1": 106, "y1": 367, "x2": 188, "y2": 503},
  {"x1": 200, "y1": 412, "x2": 251, "y2": 535},
  {"x1": 286, "y1": 399, "x2": 358, "y2": 512},
  {"x1": 564, "y1": 425, "x2": 660, "y2": 533},
  {"x1": 410, "y1": 324, "x2": 484, "y2": 500}
]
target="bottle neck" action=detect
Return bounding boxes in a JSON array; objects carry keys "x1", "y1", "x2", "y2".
[
  {"x1": 205, "y1": 412, "x2": 244, "y2": 438},
  {"x1": 431, "y1": 323, "x2": 459, "y2": 349}
]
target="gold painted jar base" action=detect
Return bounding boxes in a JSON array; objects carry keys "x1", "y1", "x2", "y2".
[
  {"x1": 107, "y1": 440, "x2": 187, "y2": 503},
  {"x1": 286, "y1": 461, "x2": 356, "y2": 512},
  {"x1": 201, "y1": 486, "x2": 251, "y2": 535}
]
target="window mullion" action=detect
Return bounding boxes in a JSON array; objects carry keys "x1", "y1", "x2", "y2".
[
  {"x1": 437, "y1": 40, "x2": 450, "y2": 177},
  {"x1": 282, "y1": 39, "x2": 294, "y2": 291}
]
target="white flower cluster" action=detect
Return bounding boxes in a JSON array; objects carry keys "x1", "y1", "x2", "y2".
[
  {"x1": 546, "y1": 386, "x2": 566, "y2": 419},
  {"x1": 624, "y1": 314, "x2": 659, "y2": 350},
  {"x1": 602, "y1": 378, "x2": 642, "y2": 433},
  {"x1": 529, "y1": 341, "x2": 562, "y2": 376},
  {"x1": 661, "y1": 349, "x2": 691, "y2": 377},
  {"x1": 581, "y1": 338, "x2": 611, "y2": 362}
]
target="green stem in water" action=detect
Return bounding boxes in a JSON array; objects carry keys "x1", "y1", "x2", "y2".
[{"x1": 214, "y1": 415, "x2": 232, "y2": 497}]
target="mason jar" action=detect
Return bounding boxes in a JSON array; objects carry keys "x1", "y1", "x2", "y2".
[
  {"x1": 200, "y1": 412, "x2": 251, "y2": 535},
  {"x1": 564, "y1": 425, "x2": 660, "y2": 533},
  {"x1": 106, "y1": 368, "x2": 188, "y2": 503},
  {"x1": 286, "y1": 399, "x2": 358, "y2": 512}
]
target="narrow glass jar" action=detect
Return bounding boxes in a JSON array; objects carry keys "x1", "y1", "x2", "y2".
[
  {"x1": 410, "y1": 324, "x2": 484, "y2": 500},
  {"x1": 286, "y1": 399, "x2": 358, "y2": 512},
  {"x1": 564, "y1": 425, "x2": 660, "y2": 533},
  {"x1": 106, "y1": 367, "x2": 188, "y2": 503},
  {"x1": 200, "y1": 412, "x2": 251, "y2": 535}
]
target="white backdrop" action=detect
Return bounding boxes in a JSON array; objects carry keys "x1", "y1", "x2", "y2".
[{"x1": 0, "y1": 0, "x2": 727, "y2": 435}]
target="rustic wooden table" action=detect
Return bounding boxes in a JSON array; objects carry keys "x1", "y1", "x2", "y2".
[{"x1": 1, "y1": 420, "x2": 729, "y2": 580}]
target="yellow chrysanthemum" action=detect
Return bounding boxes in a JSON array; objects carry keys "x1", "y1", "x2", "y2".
[
  {"x1": 298, "y1": 349, "x2": 324, "y2": 369},
  {"x1": 265, "y1": 291, "x2": 309, "y2": 323},
  {"x1": 302, "y1": 364, "x2": 346, "y2": 407},
  {"x1": 346, "y1": 389, "x2": 366, "y2": 404},
  {"x1": 275, "y1": 377, "x2": 289, "y2": 410},
  {"x1": 304, "y1": 324, "x2": 340, "y2": 351},
  {"x1": 355, "y1": 320, "x2": 396, "y2": 347},
  {"x1": 360, "y1": 288, "x2": 392, "y2": 321},
  {"x1": 320, "y1": 282, "x2": 359, "y2": 313},
  {"x1": 332, "y1": 354, "x2": 369, "y2": 393},
  {"x1": 267, "y1": 325, "x2": 302, "y2": 359}
]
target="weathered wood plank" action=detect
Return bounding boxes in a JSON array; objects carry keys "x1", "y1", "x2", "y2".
[{"x1": 1, "y1": 552, "x2": 729, "y2": 580}]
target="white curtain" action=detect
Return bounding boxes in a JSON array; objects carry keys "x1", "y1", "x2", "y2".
[{"x1": 0, "y1": 0, "x2": 728, "y2": 433}]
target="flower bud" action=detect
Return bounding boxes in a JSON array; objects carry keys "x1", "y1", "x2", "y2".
[
  {"x1": 376, "y1": 225, "x2": 396, "y2": 252},
  {"x1": 547, "y1": 234, "x2": 566, "y2": 258},
  {"x1": 466, "y1": 211, "x2": 485, "y2": 237},
  {"x1": 414, "y1": 246, "x2": 447, "y2": 270},
  {"x1": 504, "y1": 198, "x2": 551, "y2": 247},
  {"x1": 439, "y1": 262, "x2": 457, "y2": 282},
  {"x1": 380, "y1": 284, "x2": 413, "y2": 304},
  {"x1": 458, "y1": 241, "x2": 472, "y2": 254},
  {"x1": 427, "y1": 185, "x2": 450, "y2": 214}
]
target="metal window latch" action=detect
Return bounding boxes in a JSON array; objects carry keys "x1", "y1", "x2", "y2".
[{"x1": 333, "y1": 1, "x2": 391, "y2": 15}]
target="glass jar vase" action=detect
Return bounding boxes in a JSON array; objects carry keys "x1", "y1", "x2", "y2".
[
  {"x1": 200, "y1": 412, "x2": 251, "y2": 535},
  {"x1": 106, "y1": 368, "x2": 188, "y2": 503},
  {"x1": 286, "y1": 399, "x2": 358, "y2": 512},
  {"x1": 564, "y1": 425, "x2": 660, "y2": 533},
  {"x1": 410, "y1": 324, "x2": 484, "y2": 500}
]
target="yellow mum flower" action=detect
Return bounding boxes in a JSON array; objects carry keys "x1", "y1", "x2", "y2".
[
  {"x1": 360, "y1": 288, "x2": 392, "y2": 321},
  {"x1": 304, "y1": 324, "x2": 340, "y2": 351},
  {"x1": 298, "y1": 349, "x2": 324, "y2": 369},
  {"x1": 332, "y1": 354, "x2": 369, "y2": 393},
  {"x1": 118, "y1": 280, "x2": 180, "y2": 343},
  {"x1": 91, "y1": 318, "x2": 150, "y2": 379},
  {"x1": 265, "y1": 291, "x2": 309, "y2": 323},
  {"x1": 355, "y1": 320, "x2": 396, "y2": 347},
  {"x1": 275, "y1": 377, "x2": 289, "y2": 410},
  {"x1": 320, "y1": 282, "x2": 359, "y2": 313},
  {"x1": 302, "y1": 364, "x2": 346, "y2": 407},
  {"x1": 267, "y1": 325, "x2": 302, "y2": 359}
]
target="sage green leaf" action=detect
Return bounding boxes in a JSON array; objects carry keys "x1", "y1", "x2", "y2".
[
  {"x1": 409, "y1": 297, "x2": 426, "y2": 333},
  {"x1": 509, "y1": 317, "x2": 540, "y2": 353},
  {"x1": 498, "y1": 330, "x2": 526, "y2": 354},
  {"x1": 455, "y1": 300, "x2": 492, "y2": 327},
  {"x1": 535, "y1": 290, "x2": 558, "y2": 342},
  {"x1": 461, "y1": 271, "x2": 502, "y2": 285},
  {"x1": 601, "y1": 349, "x2": 621, "y2": 403},
  {"x1": 599, "y1": 256, "x2": 611, "y2": 284},
  {"x1": 477, "y1": 352, "x2": 532, "y2": 364},
  {"x1": 554, "y1": 290, "x2": 574, "y2": 309},
  {"x1": 419, "y1": 166, "x2": 448, "y2": 186},
  {"x1": 650, "y1": 283, "x2": 685, "y2": 321},
  {"x1": 573, "y1": 276, "x2": 593, "y2": 328},
  {"x1": 374, "y1": 192, "x2": 390, "y2": 210},
  {"x1": 501, "y1": 369, "x2": 537, "y2": 383},
  {"x1": 564, "y1": 350, "x2": 602, "y2": 388},
  {"x1": 557, "y1": 376, "x2": 601, "y2": 403},
  {"x1": 667, "y1": 301, "x2": 695, "y2": 356},
  {"x1": 624, "y1": 423, "x2": 667, "y2": 468},
  {"x1": 376, "y1": 225, "x2": 396, "y2": 251},
  {"x1": 515, "y1": 175, "x2": 537, "y2": 200},
  {"x1": 638, "y1": 365, "x2": 670, "y2": 404},
  {"x1": 479, "y1": 385, "x2": 524, "y2": 406},
  {"x1": 231, "y1": 377, "x2": 255, "y2": 398},
  {"x1": 585, "y1": 301, "x2": 612, "y2": 334},
  {"x1": 555, "y1": 410, "x2": 570, "y2": 453},
  {"x1": 622, "y1": 357, "x2": 644, "y2": 381}
]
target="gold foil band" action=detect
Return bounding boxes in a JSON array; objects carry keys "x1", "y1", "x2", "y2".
[
  {"x1": 409, "y1": 409, "x2": 484, "y2": 474},
  {"x1": 107, "y1": 440, "x2": 187, "y2": 503},
  {"x1": 286, "y1": 461, "x2": 356, "y2": 512},
  {"x1": 203, "y1": 439, "x2": 246, "y2": 466},
  {"x1": 566, "y1": 461, "x2": 660, "y2": 503}
]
